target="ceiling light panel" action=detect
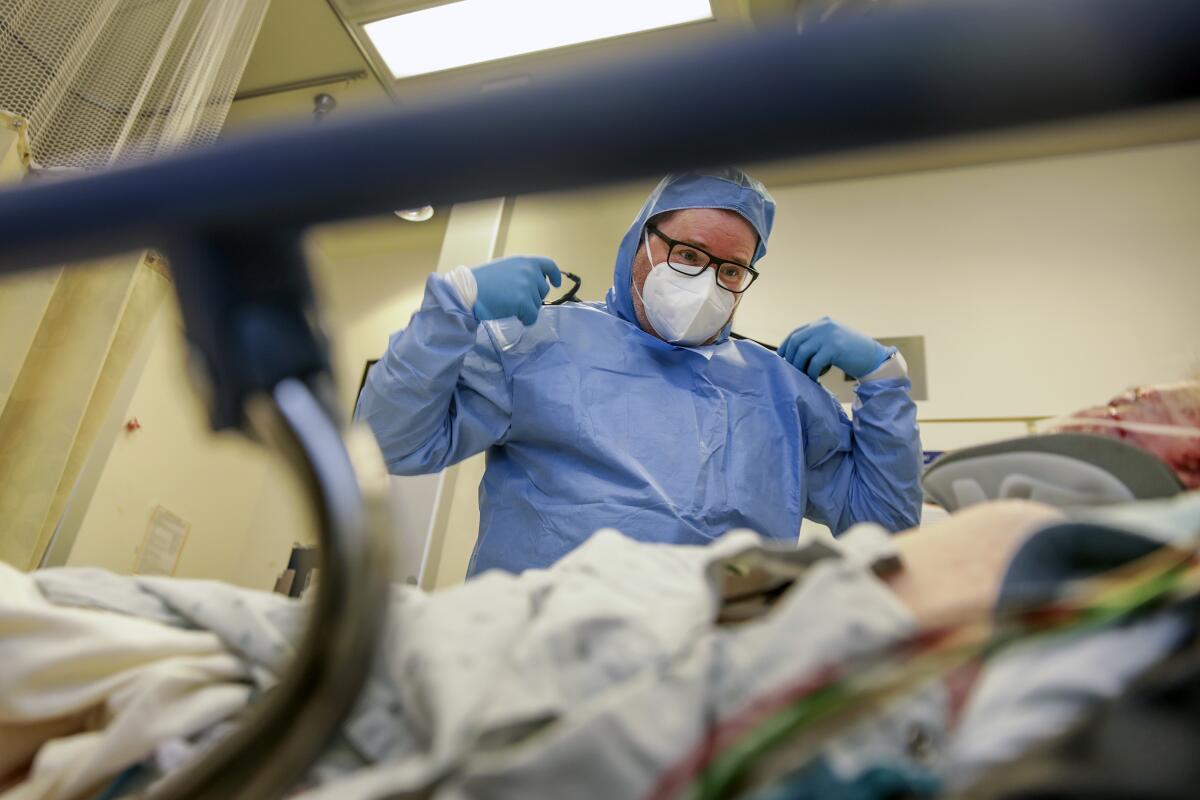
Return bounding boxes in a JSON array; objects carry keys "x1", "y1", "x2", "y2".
[{"x1": 364, "y1": 0, "x2": 714, "y2": 79}]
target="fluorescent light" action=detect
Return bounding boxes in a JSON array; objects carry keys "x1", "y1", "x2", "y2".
[{"x1": 364, "y1": 0, "x2": 714, "y2": 79}]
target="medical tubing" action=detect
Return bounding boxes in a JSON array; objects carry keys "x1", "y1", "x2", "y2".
[{"x1": 665, "y1": 542, "x2": 1200, "y2": 799}]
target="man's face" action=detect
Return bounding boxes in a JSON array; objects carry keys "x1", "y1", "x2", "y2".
[{"x1": 630, "y1": 207, "x2": 758, "y2": 344}]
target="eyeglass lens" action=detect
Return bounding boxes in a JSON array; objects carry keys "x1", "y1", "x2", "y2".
[{"x1": 668, "y1": 243, "x2": 753, "y2": 292}]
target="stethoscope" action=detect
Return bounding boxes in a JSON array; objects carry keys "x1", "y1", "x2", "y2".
[{"x1": 543, "y1": 271, "x2": 582, "y2": 305}]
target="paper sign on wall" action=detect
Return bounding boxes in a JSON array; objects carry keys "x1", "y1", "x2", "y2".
[{"x1": 134, "y1": 505, "x2": 190, "y2": 576}]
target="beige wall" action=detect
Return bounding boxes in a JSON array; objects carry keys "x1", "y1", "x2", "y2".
[
  {"x1": 63, "y1": 214, "x2": 447, "y2": 590},
  {"x1": 307, "y1": 215, "x2": 449, "y2": 411},
  {"x1": 67, "y1": 308, "x2": 317, "y2": 588},
  {"x1": 745, "y1": 141, "x2": 1200, "y2": 432}
]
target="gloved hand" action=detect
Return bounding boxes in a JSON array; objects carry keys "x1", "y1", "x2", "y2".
[
  {"x1": 779, "y1": 317, "x2": 891, "y2": 381},
  {"x1": 471, "y1": 256, "x2": 562, "y2": 325}
]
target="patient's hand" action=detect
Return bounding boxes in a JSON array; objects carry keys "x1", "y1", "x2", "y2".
[{"x1": 884, "y1": 500, "x2": 1065, "y2": 627}]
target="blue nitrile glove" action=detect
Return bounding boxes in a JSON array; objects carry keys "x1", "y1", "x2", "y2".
[
  {"x1": 471, "y1": 256, "x2": 562, "y2": 325},
  {"x1": 779, "y1": 316, "x2": 891, "y2": 381}
]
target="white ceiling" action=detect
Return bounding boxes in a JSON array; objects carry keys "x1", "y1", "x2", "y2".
[
  {"x1": 232, "y1": 0, "x2": 780, "y2": 119},
  {"x1": 227, "y1": 0, "x2": 387, "y2": 131},
  {"x1": 238, "y1": 0, "x2": 369, "y2": 91}
]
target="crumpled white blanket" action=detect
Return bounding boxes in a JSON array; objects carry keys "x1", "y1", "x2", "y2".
[
  {"x1": 0, "y1": 526, "x2": 924, "y2": 799},
  {"x1": 0, "y1": 567, "x2": 253, "y2": 800}
]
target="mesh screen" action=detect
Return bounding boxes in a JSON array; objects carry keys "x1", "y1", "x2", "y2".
[{"x1": 0, "y1": 0, "x2": 270, "y2": 169}]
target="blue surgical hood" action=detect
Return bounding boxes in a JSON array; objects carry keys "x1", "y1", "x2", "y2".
[{"x1": 605, "y1": 168, "x2": 776, "y2": 335}]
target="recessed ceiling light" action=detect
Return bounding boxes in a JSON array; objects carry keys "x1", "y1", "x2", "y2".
[
  {"x1": 364, "y1": 0, "x2": 714, "y2": 79},
  {"x1": 395, "y1": 206, "x2": 435, "y2": 222}
]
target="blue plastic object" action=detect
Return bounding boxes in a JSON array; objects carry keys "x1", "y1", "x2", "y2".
[
  {"x1": 1, "y1": 0, "x2": 1198, "y2": 276},
  {"x1": 0, "y1": 0, "x2": 1194, "y2": 431}
]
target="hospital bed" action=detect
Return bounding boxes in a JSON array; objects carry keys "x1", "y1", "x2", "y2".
[{"x1": 0, "y1": 0, "x2": 1198, "y2": 796}]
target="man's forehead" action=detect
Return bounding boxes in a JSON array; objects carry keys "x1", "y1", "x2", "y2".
[{"x1": 656, "y1": 208, "x2": 757, "y2": 260}]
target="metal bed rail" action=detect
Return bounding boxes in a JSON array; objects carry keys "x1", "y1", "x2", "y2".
[{"x1": 0, "y1": 0, "x2": 1196, "y2": 796}]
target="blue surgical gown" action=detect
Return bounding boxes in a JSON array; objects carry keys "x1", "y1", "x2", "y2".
[
  {"x1": 355, "y1": 275, "x2": 922, "y2": 577},
  {"x1": 356, "y1": 170, "x2": 922, "y2": 576}
]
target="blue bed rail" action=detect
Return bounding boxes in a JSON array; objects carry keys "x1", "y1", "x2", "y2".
[{"x1": 0, "y1": 0, "x2": 1195, "y2": 432}]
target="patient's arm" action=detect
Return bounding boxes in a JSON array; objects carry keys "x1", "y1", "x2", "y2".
[
  {"x1": 884, "y1": 500, "x2": 1066, "y2": 627},
  {"x1": 717, "y1": 500, "x2": 1064, "y2": 629}
]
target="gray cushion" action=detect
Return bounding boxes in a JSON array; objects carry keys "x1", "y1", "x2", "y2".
[{"x1": 922, "y1": 433, "x2": 1183, "y2": 511}]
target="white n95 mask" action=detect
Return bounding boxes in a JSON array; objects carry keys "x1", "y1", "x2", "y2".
[{"x1": 634, "y1": 231, "x2": 736, "y2": 346}]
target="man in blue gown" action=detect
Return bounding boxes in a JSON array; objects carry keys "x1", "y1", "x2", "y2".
[{"x1": 356, "y1": 169, "x2": 922, "y2": 576}]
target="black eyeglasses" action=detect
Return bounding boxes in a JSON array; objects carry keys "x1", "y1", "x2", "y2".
[{"x1": 646, "y1": 224, "x2": 760, "y2": 294}]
